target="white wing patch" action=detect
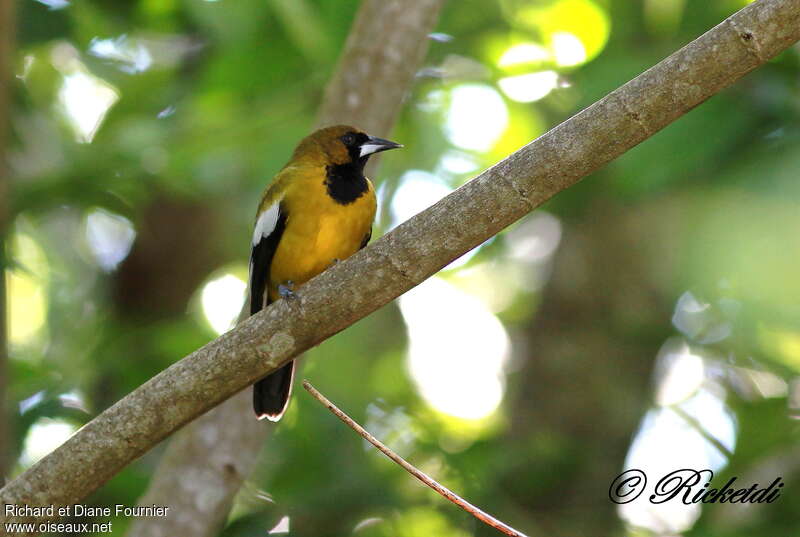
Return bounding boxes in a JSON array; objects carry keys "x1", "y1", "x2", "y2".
[{"x1": 252, "y1": 202, "x2": 281, "y2": 246}]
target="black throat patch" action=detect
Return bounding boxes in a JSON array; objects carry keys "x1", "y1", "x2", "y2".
[{"x1": 325, "y1": 160, "x2": 369, "y2": 205}]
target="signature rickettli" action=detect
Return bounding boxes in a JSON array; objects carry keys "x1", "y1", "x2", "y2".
[{"x1": 609, "y1": 468, "x2": 783, "y2": 505}]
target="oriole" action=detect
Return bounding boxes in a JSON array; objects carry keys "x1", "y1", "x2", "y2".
[{"x1": 249, "y1": 125, "x2": 402, "y2": 421}]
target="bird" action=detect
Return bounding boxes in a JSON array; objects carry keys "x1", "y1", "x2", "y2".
[{"x1": 249, "y1": 125, "x2": 402, "y2": 421}]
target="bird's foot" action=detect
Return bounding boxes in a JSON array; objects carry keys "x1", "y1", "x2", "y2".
[
  {"x1": 328, "y1": 258, "x2": 341, "y2": 268},
  {"x1": 278, "y1": 281, "x2": 297, "y2": 300}
]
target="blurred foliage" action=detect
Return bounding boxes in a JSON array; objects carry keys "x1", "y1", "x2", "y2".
[{"x1": 4, "y1": 0, "x2": 800, "y2": 536}]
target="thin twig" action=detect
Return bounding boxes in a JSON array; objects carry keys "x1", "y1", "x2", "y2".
[
  {"x1": 670, "y1": 404, "x2": 734, "y2": 460},
  {"x1": 302, "y1": 380, "x2": 529, "y2": 537}
]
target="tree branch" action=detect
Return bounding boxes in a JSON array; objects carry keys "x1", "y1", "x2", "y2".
[
  {"x1": 1, "y1": 0, "x2": 798, "y2": 531},
  {"x1": 125, "y1": 1, "x2": 446, "y2": 536},
  {"x1": 317, "y1": 0, "x2": 444, "y2": 133}
]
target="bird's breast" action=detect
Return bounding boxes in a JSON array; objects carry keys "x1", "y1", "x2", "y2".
[{"x1": 268, "y1": 181, "x2": 376, "y2": 300}]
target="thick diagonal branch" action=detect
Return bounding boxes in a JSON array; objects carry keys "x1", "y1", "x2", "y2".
[
  {"x1": 125, "y1": 1, "x2": 446, "y2": 537},
  {"x1": 1, "y1": 0, "x2": 798, "y2": 532}
]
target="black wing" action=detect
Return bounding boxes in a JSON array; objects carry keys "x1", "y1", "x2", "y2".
[
  {"x1": 359, "y1": 227, "x2": 372, "y2": 250},
  {"x1": 249, "y1": 203, "x2": 287, "y2": 315},
  {"x1": 249, "y1": 202, "x2": 294, "y2": 420}
]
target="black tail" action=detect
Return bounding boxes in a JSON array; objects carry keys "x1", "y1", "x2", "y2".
[{"x1": 253, "y1": 360, "x2": 295, "y2": 421}]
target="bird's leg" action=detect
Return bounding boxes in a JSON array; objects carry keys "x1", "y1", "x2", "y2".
[
  {"x1": 328, "y1": 258, "x2": 341, "y2": 268},
  {"x1": 278, "y1": 280, "x2": 297, "y2": 300}
]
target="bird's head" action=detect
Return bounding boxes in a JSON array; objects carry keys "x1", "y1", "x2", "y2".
[{"x1": 296, "y1": 125, "x2": 402, "y2": 168}]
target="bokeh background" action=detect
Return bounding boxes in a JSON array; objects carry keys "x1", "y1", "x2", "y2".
[{"x1": 4, "y1": 0, "x2": 800, "y2": 535}]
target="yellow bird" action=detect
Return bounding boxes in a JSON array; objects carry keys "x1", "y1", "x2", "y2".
[{"x1": 250, "y1": 125, "x2": 402, "y2": 421}]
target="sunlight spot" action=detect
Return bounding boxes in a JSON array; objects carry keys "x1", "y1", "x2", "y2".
[
  {"x1": 20, "y1": 418, "x2": 78, "y2": 467},
  {"x1": 437, "y1": 54, "x2": 491, "y2": 80},
  {"x1": 365, "y1": 403, "x2": 416, "y2": 458},
  {"x1": 17, "y1": 55, "x2": 35, "y2": 82},
  {"x1": 201, "y1": 274, "x2": 246, "y2": 334},
  {"x1": 735, "y1": 367, "x2": 788, "y2": 399},
  {"x1": 445, "y1": 84, "x2": 508, "y2": 152},
  {"x1": 507, "y1": 212, "x2": 563, "y2": 264},
  {"x1": 519, "y1": 0, "x2": 610, "y2": 64},
  {"x1": 498, "y1": 43, "x2": 550, "y2": 67},
  {"x1": 157, "y1": 105, "x2": 176, "y2": 119},
  {"x1": 450, "y1": 212, "x2": 563, "y2": 310},
  {"x1": 758, "y1": 327, "x2": 800, "y2": 371},
  {"x1": 672, "y1": 291, "x2": 733, "y2": 344},
  {"x1": 681, "y1": 388, "x2": 737, "y2": 468},
  {"x1": 619, "y1": 388, "x2": 736, "y2": 534},
  {"x1": 416, "y1": 88, "x2": 445, "y2": 113},
  {"x1": 437, "y1": 150, "x2": 480, "y2": 176},
  {"x1": 19, "y1": 391, "x2": 46, "y2": 414},
  {"x1": 448, "y1": 263, "x2": 516, "y2": 313},
  {"x1": 34, "y1": 0, "x2": 69, "y2": 9},
  {"x1": 498, "y1": 71, "x2": 559, "y2": 103},
  {"x1": 428, "y1": 32, "x2": 454, "y2": 43},
  {"x1": 7, "y1": 233, "x2": 49, "y2": 347},
  {"x1": 390, "y1": 170, "x2": 452, "y2": 229},
  {"x1": 400, "y1": 277, "x2": 510, "y2": 420},
  {"x1": 13, "y1": 230, "x2": 49, "y2": 279},
  {"x1": 89, "y1": 35, "x2": 153, "y2": 74},
  {"x1": 676, "y1": 291, "x2": 709, "y2": 314},
  {"x1": 268, "y1": 515, "x2": 290, "y2": 534},
  {"x1": 85, "y1": 208, "x2": 136, "y2": 271},
  {"x1": 551, "y1": 32, "x2": 586, "y2": 67},
  {"x1": 654, "y1": 340, "x2": 705, "y2": 406},
  {"x1": 7, "y1": 269, "x2": 46, "y2": 346},
  {"x1": 353, "y1": 517, "x2": 384, "y2": 532},
  {"x1": 60, "y1": 390, "x2": 91, "y2": 414},
  {"x1": 58, "y1": 70, "x2": 119, "y2": 143},
  {"x1": 52, "y1": 41, "x2": 119, "y2": 143}
]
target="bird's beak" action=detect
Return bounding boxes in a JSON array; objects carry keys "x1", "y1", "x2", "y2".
[{"x1": 359, "y1": 136, "x2": 403, "y2": 158}]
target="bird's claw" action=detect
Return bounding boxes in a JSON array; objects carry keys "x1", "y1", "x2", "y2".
[{"x1": 278, "y1": 281, "x2": 297, "y2": 300}]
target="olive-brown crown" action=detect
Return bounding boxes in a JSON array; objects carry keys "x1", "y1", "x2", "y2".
[{"x1": 291, "y1": 125, "x2": 367, "y2": 166}]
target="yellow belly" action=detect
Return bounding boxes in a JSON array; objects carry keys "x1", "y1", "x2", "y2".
[{"x1": 268, "y1": 189, "x2": 375, "y2": 301}]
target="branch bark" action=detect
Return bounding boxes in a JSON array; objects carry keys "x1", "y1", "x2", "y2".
[
  {"x1": 317, "y1": 0, "x2": 444, "y2": 132},
  {"x1": 126, "y1": 2, "x2": 446, "y2": 536},
  {"x1": 0, "y1": 0, "x2": 16, "y2": 482},
  {"x1": 1, "y1": 0, "x2": 798, "y2": 532}
]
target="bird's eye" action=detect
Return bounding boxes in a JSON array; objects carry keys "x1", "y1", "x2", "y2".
[{"x1": 341, "y1": 133, "x2": 356, "y2": 146}]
